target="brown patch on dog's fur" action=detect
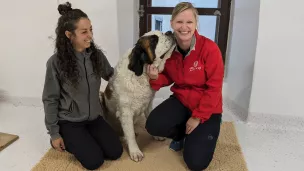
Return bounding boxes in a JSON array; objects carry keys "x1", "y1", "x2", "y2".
[
  {"x1": 100, "y1": 87, "x2": 124, "y2": 136},
  {"x1": 99, "y1": 91, "x2": 107, "y2": 114},
  {"x1": 104, "y1": 85, "x2": 113, "y2": 100},
  {"x1": 128, "y1": 37, "x2": 155, "y2": 62},
  {"x1": 99, "y1": 85, "x2": 112, "y2": 114},
  {"x1": 141, "y1": 38, "x2": 154, "y2": 62}
]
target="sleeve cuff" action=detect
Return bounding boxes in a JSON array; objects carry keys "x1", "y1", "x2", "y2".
[
  {"x1": 149, "y1": 79, "x2": 161, "y2": 91},
  {"x1": 50, "y1": 133, "x2": 61, "y2": 140},
  {"x1": 192, "y1": 110, "x2": 204, "y2": 123}
]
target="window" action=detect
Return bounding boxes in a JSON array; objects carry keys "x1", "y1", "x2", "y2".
[{"x1": 154, "y1": 16, "x2": 163, "y2": 31}]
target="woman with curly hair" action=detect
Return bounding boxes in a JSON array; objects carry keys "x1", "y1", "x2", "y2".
[{"x1": 42, "y1": 2, "x2": 122, "y2": 170}]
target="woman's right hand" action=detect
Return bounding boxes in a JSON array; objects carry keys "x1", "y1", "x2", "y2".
[
  {"x1": 147, "y1": 64, "x2": 159, "y2": 80},
  {"x1": 51, "y1": 137, "x2": 66, "y2": 152}
]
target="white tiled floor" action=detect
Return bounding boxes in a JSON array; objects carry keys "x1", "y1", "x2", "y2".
[{"x1": 0, "y1": 101, "x2": 303, "y2": 171}]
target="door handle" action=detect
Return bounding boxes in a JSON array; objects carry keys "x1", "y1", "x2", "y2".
[
  {"x1": 138, "y1": 5, "x2": 145, "y2": 17},
  {"x1": 214, "y1": 10, "x2": 221, "y2": 16}
]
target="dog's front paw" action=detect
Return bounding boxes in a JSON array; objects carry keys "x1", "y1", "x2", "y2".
[
  {"x1": 153, "y1": 136, "x2": 166, "y2": 141},
  {"x1": 129, "y1": 148, "x2": 144, "y2": 162}
]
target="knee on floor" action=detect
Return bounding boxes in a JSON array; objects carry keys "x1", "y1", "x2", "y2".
[
  {"x1": 184, "y1": 157, "x2": 211, "y2": 171},
  {"x1": 145, "y1": 123, "x2": 154, "y2": 135},
  {"x1": 145, "y1": 119, "x2": 162, "y2": 136},
  {"x1": 81, "y1": 157, "x2": 104, "y2": 170},
  {"x1": 107, "y1": 146, "x2": 123, "y2": 160}
]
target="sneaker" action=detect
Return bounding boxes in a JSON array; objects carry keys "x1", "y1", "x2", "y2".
[{"x1": 169, "y1": 139, "x2": 184, "y2": 151}]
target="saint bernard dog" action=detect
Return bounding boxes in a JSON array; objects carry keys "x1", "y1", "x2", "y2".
[{"x1": 99, "y1": 30, "x2": 176, "y2": 162}]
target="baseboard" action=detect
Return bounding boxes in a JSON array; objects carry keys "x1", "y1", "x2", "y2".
[
  {"x1": 3, "y1": 96, "x2": 166, "y2": 109},
  {"x1": 3, "y1": 96, "x2": 304, "y2": 132},
  {"x1": 247, "y1": 112, "x2": 304, "y2": 132},
  {"x1": 0, "y1": 96, "x2": 42, "y2": 107},
  {"x1": 223, "y1": 96, "x2": 249, "y2": 122},
  {"x1": 2, "y1": 96, "x2": 164, "y2": 108},
  {"x1": 223, "y1": 96, "x2": 304, "y2": 131}
]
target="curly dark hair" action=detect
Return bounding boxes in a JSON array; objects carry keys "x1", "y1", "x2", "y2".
[{"x1": 55, "y1": 2, "x2": 103, "y2": 87}]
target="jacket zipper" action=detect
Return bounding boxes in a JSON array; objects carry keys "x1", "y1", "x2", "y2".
[
  {"x1": 175, "y1": 54, "x2": 185, "y2": 81},
  {"x1": 180, "y1": 54, "x2": 185, "y2": 82},
  {"x1": 181, "y1": 57, "x2": 185, "y2": 77},
  {"x1": 180, "y1": 54, "x2": 192, "y2": 108},
  {"x1": 83, "y1": 58, "x2": 91, "y2": 120}
]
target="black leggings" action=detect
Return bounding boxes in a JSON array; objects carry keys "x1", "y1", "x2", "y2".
[
  {"x1": 58, "y1": 116, "x2": 123, "y2": 170},
  {"x1": 145, "y1": 95, "x2": 222, "y2": 171}
]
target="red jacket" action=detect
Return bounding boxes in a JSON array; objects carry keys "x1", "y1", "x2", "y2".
[{"x1": 150, "y1": 30, "x2": 224, "y2": 123}]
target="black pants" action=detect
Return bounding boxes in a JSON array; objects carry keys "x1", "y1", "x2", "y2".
[
  {"x1": 145, "y1": 95, "x2": 222, "y2": 171},
  {"x1": 58, "y1": 116, "x2": 123, "y2": 170}
]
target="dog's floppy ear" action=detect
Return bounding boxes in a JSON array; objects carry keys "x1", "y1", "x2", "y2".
[
  {"x1": 128, "y1": 35, "x2": 159, "y2": 76},
  {"x1": 145, "y1": 35, "x2": 158, "y2": 62},
  {"x1": 128, "y1": 43, "x2": 146, "y2": 76}
]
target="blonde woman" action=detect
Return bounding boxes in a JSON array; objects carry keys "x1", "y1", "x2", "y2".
[{"x1": 145, "y1": 2, "x2": 224, "y2": 170}]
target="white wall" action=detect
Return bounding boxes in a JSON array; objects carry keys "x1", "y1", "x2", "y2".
[
  {"x1": 249, "y1": 0, "x2": 304, "y2": 118},
  {"x1": 226, "y1": 0, "x2": 304, "y2": 121},
  {"x1": 0, "y1": 0, "x2": 120, "y2": 102},
  {"x1": 0, "y1": 0, "x2": 57, "y2": 100},
  {"x1": 117, "y1": 0, "x2": 138, "y2": 57},
  {"x1": 224, "y1": 0, "x2": 260, "y2": 120}
]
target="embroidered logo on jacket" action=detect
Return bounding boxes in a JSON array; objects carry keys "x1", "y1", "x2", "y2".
[{"x1": 189, "y1": 61, "x2": 201, "y2": 72}]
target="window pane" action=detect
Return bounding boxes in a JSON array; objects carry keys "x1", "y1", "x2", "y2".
[
  {"x1": 151, "y1": 15, "x2": 171, "y2": 32},
  {"x1": 197, "y1": 15, "x2": 217, "y2": 41},
  {"x1": 151, "y1": 0, "x2": 219, "y2": 8},
  {"x1": 151, "y1": 15, "x2": 217, "y2": 41}
]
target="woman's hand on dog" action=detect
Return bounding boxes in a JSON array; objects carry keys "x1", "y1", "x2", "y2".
[
  {"x1": 147, "y1": 64, "x2": 159, "y2": 80},
  {"x1": 52, "y1": 137, "x2": 66, "y2": 152}
]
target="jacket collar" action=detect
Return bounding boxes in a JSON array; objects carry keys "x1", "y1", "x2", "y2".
[
  {"x1": 174, "y1": 29, "x2": 199, "y2": 56},
  {"x1": 74, "y1": 48, "x2": 92, "y2": 60}
]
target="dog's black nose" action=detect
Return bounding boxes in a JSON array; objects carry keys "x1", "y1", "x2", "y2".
[{"x1": 165, "y1": 30, "x2": 173, "y2": 36}]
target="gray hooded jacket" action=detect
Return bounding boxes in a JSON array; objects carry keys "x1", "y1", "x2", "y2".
[{"x1": 42, "y1": 49, "x2": 113, "y2": 140}]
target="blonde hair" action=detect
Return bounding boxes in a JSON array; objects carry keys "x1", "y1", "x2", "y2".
[{"x1": 171, "y1": 2, "x2": 198, "y2": 22}]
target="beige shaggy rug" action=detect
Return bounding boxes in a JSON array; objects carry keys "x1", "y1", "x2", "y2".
[{"x1": 32, "y1": 122, "x2": 247, "y2": 171}]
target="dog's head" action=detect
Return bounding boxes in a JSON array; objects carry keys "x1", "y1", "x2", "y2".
[{"x1": 128, "y1": 30, "x2": 175, "y2": 76}]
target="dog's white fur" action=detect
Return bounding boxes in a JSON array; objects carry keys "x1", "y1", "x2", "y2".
[{"x1": 100, "y1": 30, "x2": 175, "y2": 162}]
